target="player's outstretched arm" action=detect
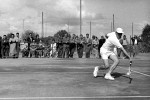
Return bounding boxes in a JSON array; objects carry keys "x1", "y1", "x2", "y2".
[{"x1": 120, "y1": 47, "x2": 131, "y2": 61}]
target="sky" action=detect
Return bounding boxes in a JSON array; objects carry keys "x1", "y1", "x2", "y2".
[{"x1": 0, "y1": 0, "x2": 149, "y2": 38}]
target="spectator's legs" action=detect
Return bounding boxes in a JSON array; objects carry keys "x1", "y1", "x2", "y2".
[
  {"x1": 85, "y1": 46, "x2": 91, "y2": 58},
  {"x1": 69, "y1": 43, "x2": 76, "y2": 58}
]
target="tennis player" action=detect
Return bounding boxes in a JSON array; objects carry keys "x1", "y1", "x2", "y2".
[{"x1": 93, "y1": 28, "x2": 132, "y2": 80}]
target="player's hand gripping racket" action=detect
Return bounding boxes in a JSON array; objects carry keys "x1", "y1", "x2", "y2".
[{"x1": 127, "y1": 61, "x2": 132, "y2": 76}]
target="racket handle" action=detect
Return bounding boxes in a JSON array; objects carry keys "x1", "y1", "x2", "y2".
[{"x1": 130, "y1": 61, "x2": 132, "y2": 66}]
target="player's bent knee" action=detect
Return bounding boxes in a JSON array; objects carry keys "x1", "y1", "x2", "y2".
[
  {"x1": 105, "y1": 64, "x2": 109, "y2": 68},
  {"x1": 115, "y1": 59, "x2": 119, "y2": 64}
]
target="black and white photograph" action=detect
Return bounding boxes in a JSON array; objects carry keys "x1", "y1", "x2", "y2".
[{"x1": 0, "y1": 0, "x2": 150, "y2": 99}]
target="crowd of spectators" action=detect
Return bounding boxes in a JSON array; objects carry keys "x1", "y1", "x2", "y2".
[{"x1": 0, "y1": 32, "x2": 142, "y2": 59}]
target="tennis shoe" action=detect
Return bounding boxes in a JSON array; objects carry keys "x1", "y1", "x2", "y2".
[
  {"x1": 104, "y1": 74, "x2": 115, "y2": 80},
  {"x1": 93, "y1": 66, "x2": 99, "y2": 78}
]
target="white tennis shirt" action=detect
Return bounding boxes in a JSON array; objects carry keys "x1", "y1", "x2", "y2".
[{"x1": 102, "y1": 32, "x2": 122, "y2": 51}]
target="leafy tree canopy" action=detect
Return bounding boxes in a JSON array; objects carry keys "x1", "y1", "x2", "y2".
[
  {"x1": 22, "y1": 30, "x2": 38, "y2": 40},
  {"x1": 54, "y1": 30, "x2": 70, "y2": 42}
]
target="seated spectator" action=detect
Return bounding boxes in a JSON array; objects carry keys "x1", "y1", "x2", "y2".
[
  {"x1": 20, "y1": 39, "x2": 28, "y2": 57},
  {"x1": 36, "y1": 40, "x2": 44, "y2": 58},
  {"x1": 30, "y1": 40, "x2": 37, "y2": 58}
]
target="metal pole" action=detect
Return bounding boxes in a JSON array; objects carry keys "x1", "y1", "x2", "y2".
[
  {"x1": 90, "y1": 21, "x2": 91, "y2": 38},
  {"x1": 80, "y1": 0, "x2": 82, "y2": 35},
  {"x1": 130, "y1": 35, "x2": 131, "y2": 57},
  {"x1": 68, "y1": 19, "x2": 69, "y2": 33},
  {"x1": 113, "y1": 14, "x2": 115, "y2": 31},
  {"x1": 132, "y1": 22, "x2": 133, "y2": 37},
  {"x1": 42, "y1": 12, "x2": 44, "y2": 38},
  {"x1": 111, "y1": 22, "x2": 112, "y2": 32},
  {"x1": 23, "y1": 19, "x2": 24, "y2": 32}
]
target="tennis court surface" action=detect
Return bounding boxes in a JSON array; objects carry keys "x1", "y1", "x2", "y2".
[{"x1": 0, "y1": 53, "x2": 149, "y2": 100}]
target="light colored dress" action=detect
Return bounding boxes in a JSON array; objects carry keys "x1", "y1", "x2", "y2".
[
  {"x1": 92, "y1": 39, "x2": 99, "y2": 58},
  {"x1": 9, "y1": 38, "x2": 17, "y2": 57}
]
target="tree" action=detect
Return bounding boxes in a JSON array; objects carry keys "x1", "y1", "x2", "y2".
[
  {"x1": 22, "y1": 30, "x2": 38, "y2": 40},
  {"x1": 7, "y1": 33, "x2": 13, "y2": 39},
  {"x1": 141, "y1": 24, "x2": 150, "y2": 52},
  {"x1": 41, "y1": 36, "x2": 54, "y2": 45},
  {"x1": 54, "y1": 30, "x2": 70, "y2": 42}
]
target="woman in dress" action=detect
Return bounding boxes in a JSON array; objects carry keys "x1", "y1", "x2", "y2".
[{"x1": 9, "y1": 34, "x2": 17, "y2": 58}]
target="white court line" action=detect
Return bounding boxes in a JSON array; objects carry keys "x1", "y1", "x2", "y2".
[
  {"x1": 118, "y1": 66, "x2": 150, "y2": 77},
  {"x1": 0, "y1": 96, "x2": 150, "y2": 99},
  {"x1": 0, "y1": 72, "x2": 92, "y2": 74}
]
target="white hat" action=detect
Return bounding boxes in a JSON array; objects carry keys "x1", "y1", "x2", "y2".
[{"x1": 116, "y1": 28, "x2": 124, "y2": 34}]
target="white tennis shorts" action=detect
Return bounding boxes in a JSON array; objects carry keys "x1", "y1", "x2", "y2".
[{"x1": 100, "y1": 47, "x2": 116, "y2": 59}]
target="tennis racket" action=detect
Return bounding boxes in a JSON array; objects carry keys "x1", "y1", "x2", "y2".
[{"x1": 127, "y1": 61, "x2": 132, "y2": 75}]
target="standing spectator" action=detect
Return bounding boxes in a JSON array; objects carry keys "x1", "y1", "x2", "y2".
[
  {"x1": 9, "y1": 34, "x2": 17, "y2": 58},
  {"x1": 2, "y1": 35, "x2": 9, "y2": 58},
  {"x1": 34, "y1": 35, "x2": 40, "y2": 57},
  {"x1": 50, "y1": 39, "x2": 57, "y2": 58},
  {"x1": 57, "y1": 36, "x2": 63, "y2": 58},
  {"x1": 0, "y1": 36, "x2": 2, "y2": 58},
  {"x1": 69, "y1": 34, "x2": 76, "y2": 58},
  {"x1": 122, "y1": 35, "x2": 129, "y2": 58},
  {"x1": 98, "y1": 36, "x2": 105, "y2": 58},
  {"x1": 27, "y1": 33, "x2": 33, "y2": 57},
  {"x1": 62, "y1": 34, "x2": 70, "y2": 58},
  {"x1": 77, "y1": 34, "x2": 85, "y2": 58},
  {"x1": 35, "y1": 35, "x2": 40, "y2": 44},
  {"x1": 85, "y1": 33, "x2": 92, "y2": 58},
  {"x1": 14, "y1": 33, "x2": 20, "y2": 58},
  {"x1": 131, "y1": 35, "x2": 139, "y2": 57},
  {"x1": 92, "y1": 36, "x2": 99, "y2": 58}
]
